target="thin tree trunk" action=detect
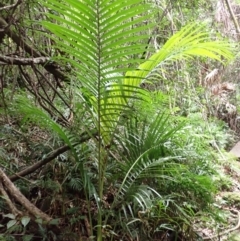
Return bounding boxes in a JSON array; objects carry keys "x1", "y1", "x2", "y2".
[{"x1": 224, "y1": 0, "x2": 240, "y2": 34}]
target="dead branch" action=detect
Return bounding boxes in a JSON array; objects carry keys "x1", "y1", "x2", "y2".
[
  {"x1": 0, "y1": 182, "x2": 22, "y2": 217},
  {"x1": 33, "y1": 66, "x2": 70, "y2": 107},
  {"x1": 224, "y1": 0, "x2": 240, "y2": 34},
  {"x1": 18, "y1": 66, "x2": 69, "y2": 125},
  {"x1": 0, "y1": 0, "x2": 22, "y2": 11},
  {"x1": 0, "y1": 16, "x2": 70, "y2": 83},
  {"x1": 0, "y1": 55, "x2": 51, "y2": 65},
  {"x1": 0, "y1": 168, "x2": 52, "y2": 223},
  {"x1": 10, "y1": 130, "x2": 97, "y2": 182},
  {"x1": 10, "y1": 145, "x2": 70, "y2": 182}
]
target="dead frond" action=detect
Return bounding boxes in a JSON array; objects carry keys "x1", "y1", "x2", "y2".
[
  {"x1": 210, "y1": 82, "x2": 235, "y2": 96},
  {"x1": 204, "y1": 68, "x2": 221, "y2": 87},
  {"x1": 226, "y1": 102, "x2": 237, "y2": 116}
]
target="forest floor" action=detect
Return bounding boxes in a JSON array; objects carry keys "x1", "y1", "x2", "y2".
[
  {"x1": 1, "y1": 117, "x2": 240, "y2": 240},
  {"x1": 195, "y1": 153, "x2": 240, "y2": 241}
]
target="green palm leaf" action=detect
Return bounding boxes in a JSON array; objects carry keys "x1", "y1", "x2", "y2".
[
  {"x1": 124, "y1": 23, "x2": 234, "y2": 88},
  {"x1": 112, "y1": 114, "x2": 185, "y2": 209},
  {"x1": 41, "y1": 0, "x2": 234, "y2": 146},
  {"x1": 41, "y1": 0, "x2": 153, "y2": 144},
  {"x1": 15, "y1": 95, "x2": 95, "y2": 206}
]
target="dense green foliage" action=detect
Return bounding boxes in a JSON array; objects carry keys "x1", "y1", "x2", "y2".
[{"x1": 0, "y1": 0, "x2": 239, "y2": 241}]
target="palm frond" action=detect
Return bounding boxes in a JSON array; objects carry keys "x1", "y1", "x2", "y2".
[
  {"x1": 15, "y1": 95, "x2": 96, "y2": 200},
  {"x1": 125, "y1": 23, "x2": 234, "y2": 87},
  {"x1": 16, "y1": 95, "x2": 74, "y2": 147},
  {"x1": 41, "y1": 0, "x2": 153, "y2": 143},
  {"x1": 41, "y1": 0, "x2": 234, "y2": 146},
  {"x1": 119, "y1": 113, "x2": 184, "y2": 160},
  {"x1": 112, "y1": 114, "x2": 186, "y2": 210}
]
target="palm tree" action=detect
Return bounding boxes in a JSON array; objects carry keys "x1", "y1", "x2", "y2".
[{"x1": 16, "y1": 0, "x2": 234, "y2": 240}]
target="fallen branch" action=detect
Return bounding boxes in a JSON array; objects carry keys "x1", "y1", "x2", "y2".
[
  {"x1": 9, "y1": 145, "x2": 70, "y2": 182},
  {"x1": 10, "y1": 130, "x2": 97, "y2": 182},
  {"x1": 0, "y1": 168, "x2": 52, "y2": 223}
]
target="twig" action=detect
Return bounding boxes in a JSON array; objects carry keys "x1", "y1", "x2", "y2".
[{"x1": 0, "y1": 0, "x2": 22, "y2": 11}]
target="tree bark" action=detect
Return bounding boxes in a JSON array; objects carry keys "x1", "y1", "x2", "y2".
[
  {"x1": 0, "y1": 168, "x2": 52, "y2": 223},
  {"x1": 0, "y1": 182, "x2": 22, "y2": 217}
]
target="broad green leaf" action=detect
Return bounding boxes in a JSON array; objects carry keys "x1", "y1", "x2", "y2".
[
  {"x1": 7, "y1": 220, "x2": 17, "y2": 229},
  {"x1": 3, "y1": 213, "x2": 15, "y2": 219},
  {"x1": 21, "y1": 216, "x2": 31, "y2": 227},
  {"x1": 35, "y1": 218, "x2": 43, "y2": 224}
]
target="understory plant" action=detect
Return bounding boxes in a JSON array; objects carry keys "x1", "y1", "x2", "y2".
[{"x1": 3, "y1": 0, "x2": 235, "y2": 240}]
